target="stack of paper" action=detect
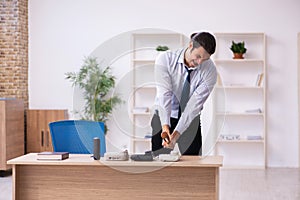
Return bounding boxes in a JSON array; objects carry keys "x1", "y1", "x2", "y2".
[{"x1": 247, "y1": 136, "x2": 263, "y2": 140}]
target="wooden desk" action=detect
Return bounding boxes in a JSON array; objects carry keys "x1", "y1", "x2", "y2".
[{"x1": 8, "y1": 153, "x2": 223, "y2": 200}]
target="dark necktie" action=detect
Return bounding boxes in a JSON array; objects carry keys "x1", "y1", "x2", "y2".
[{"x1": 178, "y1": 67, "x2": 192, "y2": 119}]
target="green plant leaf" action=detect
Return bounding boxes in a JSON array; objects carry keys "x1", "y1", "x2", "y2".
[
  {"x1": 156, "y1": 45, "x2": 169, "y2": 51},
  {"x1": 65, "y1": 56, "x2": 123, "y2": 134},
  {"x1": 230, "y1": 41, "x2": 247, "y2": 54}
]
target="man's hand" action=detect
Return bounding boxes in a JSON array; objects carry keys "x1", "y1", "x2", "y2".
[
  {"x1": 162, "y1": 130, "x2": 180, "y2": 149},
  {"x1": 162, "y1": 124, "x2": 170, "y2": 135},
  {"x1": 161, "y1": 124, "x2": 170, "y2": 144}
]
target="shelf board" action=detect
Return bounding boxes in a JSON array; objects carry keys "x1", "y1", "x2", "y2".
[
  {"x1": 214, "y1": 32, "x2": 265, "y2": 37},
  {"x1": 217, "y1": 139, "x2": 264, "y2": 143},
  {"x1": 133, "y1": 85, "x2": 156, "y2": 89},
  {"x1": 132, "y1": 59, "x2": 155, "y2": 63},
  {"x1": 132, "y1": 33, "x2": 183, "y2": 37},
  {"x1": 132, "y1": 112, "x2": 151, "y2": 115},
  {"x1": 214, "y1": 59, "x2": 264, "y2": 63},
  {"x1": 215, "y1": 86, "x2": 263, "y2": 89},
  {"x1": 216, "y1": 112, "x2": 264, "y2": 116}
]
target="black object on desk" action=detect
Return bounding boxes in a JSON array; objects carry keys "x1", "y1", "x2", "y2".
[
  {"x1": 93, "y1": 137, "x2": 100, "y2": 160},
  {"x1": 130, "y1": 151, "x2": 154, "y2": 161}
]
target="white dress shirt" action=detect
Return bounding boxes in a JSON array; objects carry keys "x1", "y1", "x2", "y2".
[{"x1": 154, "y1": 48, "x2": 217, "y2": 134}]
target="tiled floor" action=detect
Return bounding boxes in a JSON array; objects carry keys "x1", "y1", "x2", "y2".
[
  {"x1": 0, "y1": 173, "x2": 12, "y2": 200},
  {"x1": 220, "y1": 168, "x2": 300, "y2": 200},
  {"x1": 1, "y1": 168, "x2": 300, "y2": 200}
]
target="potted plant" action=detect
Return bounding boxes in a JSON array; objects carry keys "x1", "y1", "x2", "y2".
[
  {"x1": 156, "y1": 45, "x2": 169, "y2": 51},
  {"x1": 65, "y1": 56, "x2": 122, "y2": 133},
  {"x1": 230, "y1": 41, "x2": 247, "y2": 59}
]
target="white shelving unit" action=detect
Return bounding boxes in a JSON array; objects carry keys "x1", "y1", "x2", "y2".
[
  {"x1": 212, "y1": 33, "x2": 266, "y2": 168},
  {"x1": 130, "y1": 32, "x2": 186, "y2": 153}
]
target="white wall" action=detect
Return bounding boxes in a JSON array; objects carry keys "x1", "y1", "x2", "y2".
[{"x1": 29, "y1": 0, "x2": 300, "y2": 167}]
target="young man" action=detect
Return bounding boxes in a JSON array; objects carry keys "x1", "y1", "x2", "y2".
[{"x1": 151, "y1": 32, "x2": 217, "y2": 156}]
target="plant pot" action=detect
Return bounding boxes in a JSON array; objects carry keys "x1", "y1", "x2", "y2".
[{"x1": 233, "y1": 53, "x2": 244, "y2": 59}]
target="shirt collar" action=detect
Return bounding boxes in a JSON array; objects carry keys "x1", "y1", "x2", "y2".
[{"x1": 177, "y1": 48, "x2": 185, "y2": 64}]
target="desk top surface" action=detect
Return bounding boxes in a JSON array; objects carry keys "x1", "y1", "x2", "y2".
[{"x1": 7, "y1": 153, "x2": 223, "y2": 167}]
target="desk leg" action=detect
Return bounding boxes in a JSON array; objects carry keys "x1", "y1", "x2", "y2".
[
  {"x1": 12, "y1": 165, "x2": 16, "y2": 200},
  {"x1": 215, "y1": 167, "x2": 220, "y2": 200}
]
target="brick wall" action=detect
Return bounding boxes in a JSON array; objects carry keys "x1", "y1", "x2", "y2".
[{"x1": 0, "y1": 0, "x2": 28, "y2": 108}]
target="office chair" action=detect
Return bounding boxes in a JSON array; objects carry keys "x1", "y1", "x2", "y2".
[{"x1": 49, "y1": 120, "x2": 106, "y2": 157}]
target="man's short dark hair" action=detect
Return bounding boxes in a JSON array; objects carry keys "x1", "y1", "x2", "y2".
[{"x1": 190, "y1": 32, "x2": 216, "y2": 55}]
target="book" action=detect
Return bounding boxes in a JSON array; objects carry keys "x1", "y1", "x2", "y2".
[
  {"x1": 37, "y1": 152, "x2": 69, "y2": 160},
  {"x1": 255, "y1": 73, "x2": 264, "y2": 86},
  {"x1": 144, "y1": 134, "x2": 152, "y2": 139},
  {"x1": 247, "y1": 135, "x2": 263, "y2": 140}
]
